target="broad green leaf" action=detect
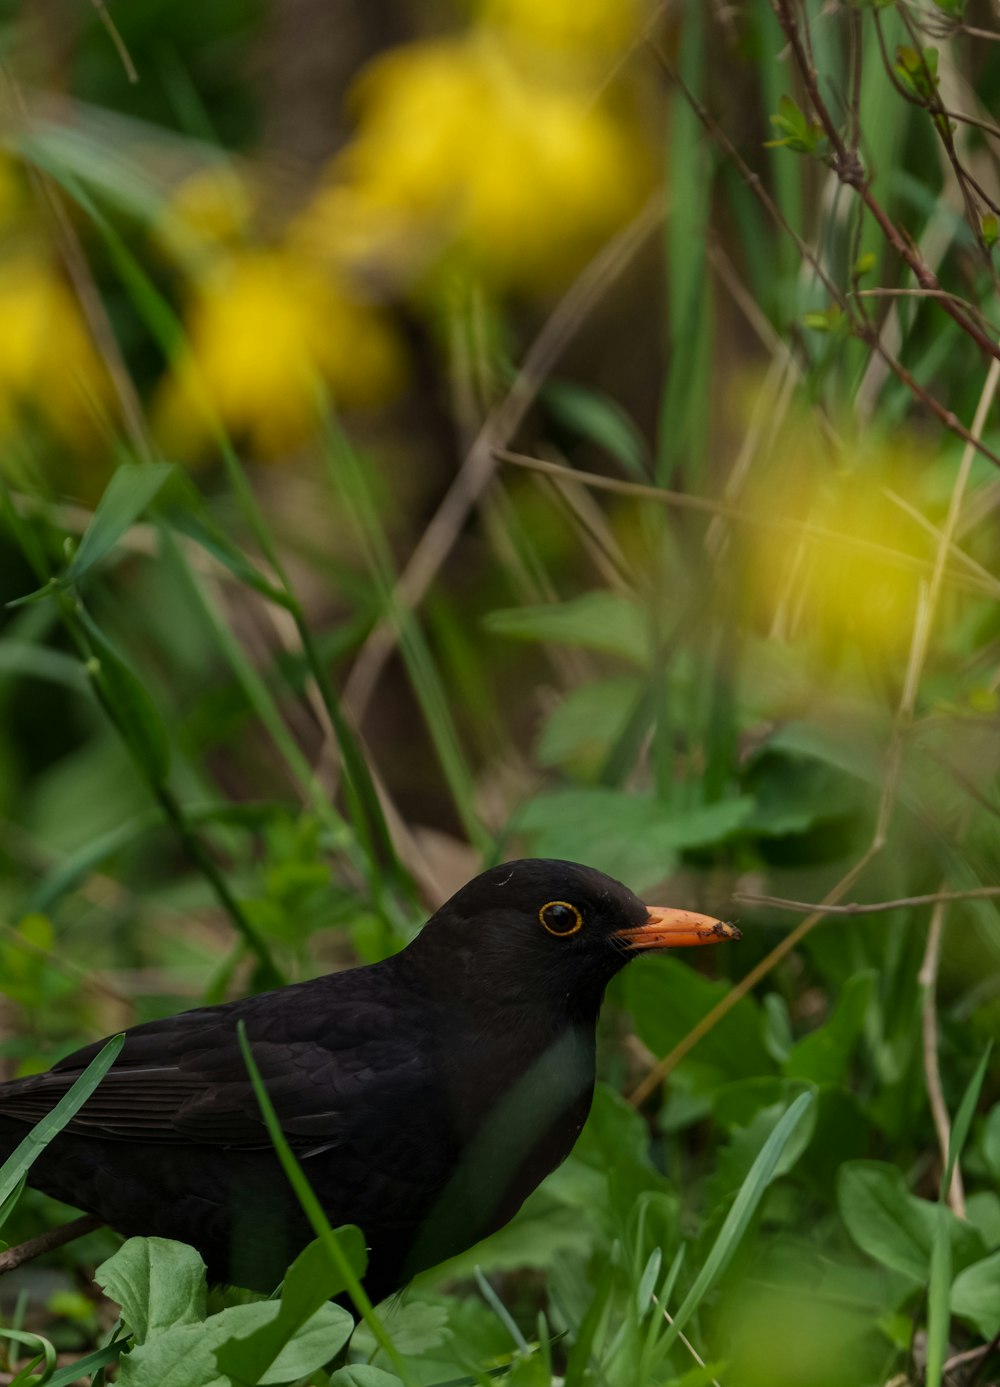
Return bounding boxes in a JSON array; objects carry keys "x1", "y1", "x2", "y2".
[
  {"x1": 117, "y1": 1300, "x2": 353, "y2": 1387},
  {"x1": 329, "y1": 1370, "x2": 404, "y2": 1387},
  {"x1": 713, "y1": 1077, "x2": 805, "y2": 1129},
  {"x1": 0, "y1": 1034, "x2": 123, "y2": 1207},
  {"x1": 66, "y1": 464, "x2": 174, "y2": 585},
  {"x1": 798, "y1": 1088, "x2": 871, "y2": 1195},
  {"x1": 544, "y1": 1085, "x2": 673, "y2": 1234},
  {"x1": 78, "y1": 610, "x2": 171, "y2": 785},
  {"x1": 966, "y1": 1191, "x2": 1000, "y2": 1250},
  {"x1": 766, "y1": 721, "x2": 881, "y2": 792},
  {"x1": 414, "y1": 1200, "x2": 595, "y2": 1287},
  {"x1": 537, "y1": 677, "x2": 641, "y2": 769},
  {"x1": 514, "y1": 789, "x2": 753, "y2": 893},
  {"x1": 216, "y1": 1230, "x2": 367, "y2": 1384},
  {"x1": 743, "y1": 753, "x2": 862, "y2": 837},
  {"x1": 762, "y1": 994, "x2": 793, "y2": 1063},
  {"x1": 704, "y1": 1085, "x2": 816, "y2": 1215},
  {"x1": 484, "y1": 593, "x2": 650, "y2": 665},
  {"x1": 952, "y1": 1250, "x2": 1000, "y2": 1337},
  {"x1": 572, "y1": 1083, "x2": 671, "y2": 1197},
  {"x1": 95, "y1": 1238, "x2": 207, "y2": 1345},
  {"x1": 784, "y1": 970, "x2": 875, "y2": 1087},
  {"x1": 624, "y1": 954, "x2": 772, "y2": 1090},
  {"x1": 838, "y1": 1162, "x2": 985, "y2": 1284},
  {"x1": 543, "y1": 379, "x2": 650, "y2": 476},
  {"x1": 368, "y1": 1300, "x2": 451, "y2": 1356}
]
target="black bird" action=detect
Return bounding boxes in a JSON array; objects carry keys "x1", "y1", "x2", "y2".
[{"x1": 0, "y1": 859, "x2": 738, "y2": 1301}]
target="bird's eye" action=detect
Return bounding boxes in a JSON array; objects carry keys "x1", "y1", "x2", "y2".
[{"x1": 539, "y1": 901, "x2": 583, "y2": 937}]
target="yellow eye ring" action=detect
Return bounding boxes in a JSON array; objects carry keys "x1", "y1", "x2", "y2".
[{"x1": 539, "y1": 900, "x2": 583, "y2": 937}]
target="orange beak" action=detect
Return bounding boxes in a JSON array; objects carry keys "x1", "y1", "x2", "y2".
[{"x1": 615, "y1": 906, "x2": 741, "y2": 950}]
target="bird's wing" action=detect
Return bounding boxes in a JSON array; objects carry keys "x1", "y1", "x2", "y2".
[{"x1": 0, "y1": 974, "x2": 431, "y2": 1151}]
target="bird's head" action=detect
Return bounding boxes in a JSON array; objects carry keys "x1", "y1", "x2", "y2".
[{"x1": 405, "y1": 858, "x2": 740, "y2": 1022}]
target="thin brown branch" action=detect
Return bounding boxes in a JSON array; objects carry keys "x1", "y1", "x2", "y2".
[
  {"x1": 497, "y1": 449, "x2": 999, "y2": 598},
  {"x1": 342, "y1": 193, "x2": 665, "y2": 722},
  {"x1": 734, "y1": 885, "x2": 1000, "y2": 917},
  {"x1": 627, "y1": 847, "x2": 881, "y2": 1106},
  {"x1": 865, "y1": 333, "x2": 1000, "y2": 469},
  {"x1": 629, "y1": 247, "x2": 999, "y2": 1104},
  {"x1": 919, "y1": 896, "x2": 966, "y2": 1215},
  {"x1": 0, "y1": 1216, "x2": 102, "y2": 1275},
  {"x1": 89, "y1": 0, "x2": 138, "y2": 83},
  {"x1": 655, "y1": 1300, "x2": 723, "y2": 1387},
  {"x1": 852, "y1": 286, "x2": 999, "y2": 330},
  {"x1": 772, "y1": 0, "x2": 1000, "y2": 363},
  {"x1": 651, "y1": 31, "x2": 1000, "y2": 472}
]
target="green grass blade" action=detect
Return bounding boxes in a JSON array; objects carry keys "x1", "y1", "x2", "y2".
[
  {"x1": 50, "y1": 172, "x2": 401, "y2": 896},
  {"x1": 0, "y1": 1034, "x2": 124, "y2": 1207},
  {"x1": 63, "y1": 465, "x2": 174, "y2": 587},
  {"x1": 0, "y1": 1329, "x2": 56, "y2": 1384},
  {"x1": 563, "y1": 1257, "x2": 617, "y2": 1387},
  {"x1": 43, "y1": 1342, "x2": 126, "y2": 1387},
  {"x1": 236, "y1": 1021, "x2": 416, "y2": 1387},
  {"x1": 925, "y1": 1204, "x2": 953, "y2": 1387},
  {"x1": 657, "y1": 1090, "x2": 814, "y2": 1362},
  {"x1": 318, "y1": 411, "x2": 487, "y2": 858},
  {"x1": 474, "y1": 1267, "x2": 529, "y2": 1352},
  {"x1": 942, "y1": 1043, "x2": 992, "y2": 1201}
]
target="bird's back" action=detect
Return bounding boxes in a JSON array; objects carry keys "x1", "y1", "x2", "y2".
[{"x1": 0, "y1": 955, "x2": 599, "y2": 1298}]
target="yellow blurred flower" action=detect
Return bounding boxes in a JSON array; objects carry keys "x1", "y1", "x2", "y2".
[
  {"x1": 0, "y1": 255, "x2": 108, "y2": 443},
  {"x1": 153, "y1": 165, "x2": 255, "y2": 268},
  {"x1": 739, "y1": 431, "x2": 932, "y2": 667},
  {"x1": 479, "y1": 0, "x2": 645, "y2": 63},
  {"x1": 292, "y1": 36, "x2": 650, "y2": 293},
  {"x1": 153, "y1": 249, "x2": 405, "y2": 458}
]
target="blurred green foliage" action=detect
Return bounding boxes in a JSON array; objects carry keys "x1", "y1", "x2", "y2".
[{"x1": 1, "y1": 0, "x2": 1000, "y2": 1382}]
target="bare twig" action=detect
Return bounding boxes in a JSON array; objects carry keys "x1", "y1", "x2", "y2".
[
  {"x1": 627, "y1": 847, "x2": 881, "y2": 1106},
  {"x1": 650, "y1": 34, "x2": 1000, "y2": 471},
  {"x1": 734, "y1": 885, "x2": 1000, "y2": 917},
  {"x1": 89, "y1": 0, "x2": 139, "y2": 83},
  {"x1": 655, "y1": 1298, "x2": 723, "y2": 1387},
  {"x1": 919, "y1": 896, "x2": 965, "y2": 1215},
  {"x1": 496, "y1": 449, "x2": 997, "y2": 598},
  {"x1": 342, "y1": 194, "x2": 666, "y2": 722},
  {"x1": 0, "y1": 1216, "x2": 102, "y2": 1275},
  {"x1": 771, "y1": 0, "x2": 1000, "y2": 363},
  {"x1": 629, "y1": 294, "x2": 1000, "y2": 1107}
]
